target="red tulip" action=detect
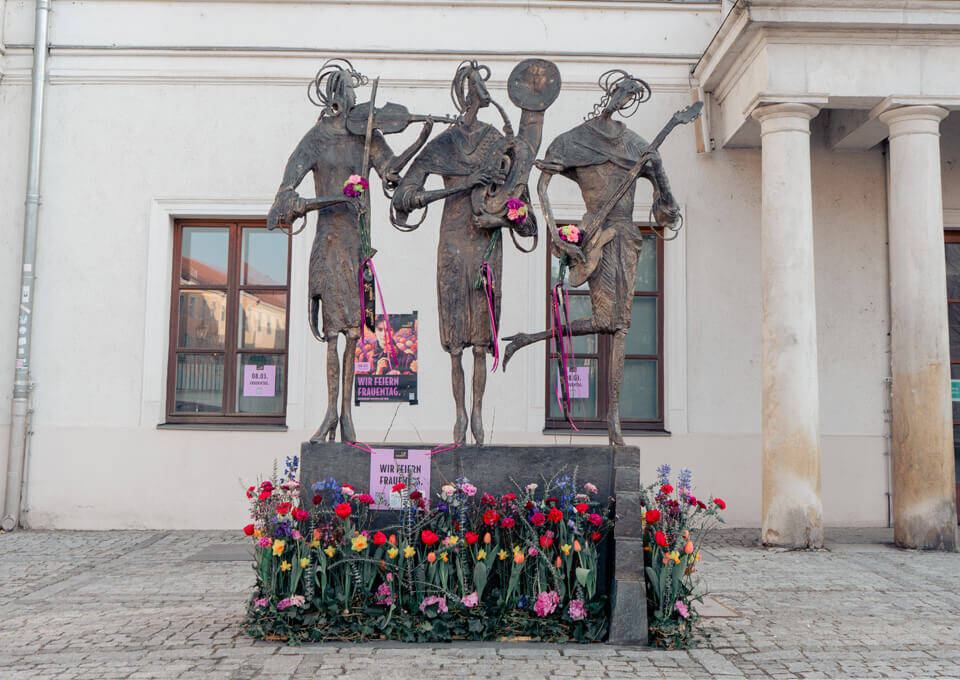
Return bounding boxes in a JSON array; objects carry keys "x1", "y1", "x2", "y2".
[
  {"x1": 334, "y1": 503, "x2": 351, "y2": 519},
  {"x1": 243, "y1": 524, "x2": 255, "y2": 536},
  {"x1": 421, "y1": 529, "x2": 439, "y2": 546},
  {"x1": 655, "y1": 531, "x2": 668, "y2": 548},
  {"x1": 373, "y1": 531, "x2": 387, "y2": 546},
  {"x1": 465, "y1": 532, "x2": 479, "y2": 545}
]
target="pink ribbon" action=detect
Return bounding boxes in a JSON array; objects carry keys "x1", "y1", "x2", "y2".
[
  {"x1": 551, "y1": 282, "x2": 579, "y2": 431},
  {"x1": 428, "y1": 443, "x2": 462, "y2": 456},
  {"x1": 359, "y1": 257, "x2": 398, "y2": 371},
  {"x1": 480, "y1": 262, "x2": 499, "y2": 372},
  {"x1": 345, "y1": 440, "x2": 374, "y2": 454}
]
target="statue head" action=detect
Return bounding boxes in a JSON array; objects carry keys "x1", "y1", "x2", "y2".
[
  {"x1": 308, "y1": 58, "x2": 367, "y2": 118},
  {"x1": 451, "y1": 60, "x2": 493, "y2": 118},
  {"x1": 587, "y1": 69, "x2": 652, "y2": 121}
]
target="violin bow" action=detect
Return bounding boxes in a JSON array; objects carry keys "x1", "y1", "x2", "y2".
[{"x1": 361, "y1": 77, "x2": 380, "y2": 180}]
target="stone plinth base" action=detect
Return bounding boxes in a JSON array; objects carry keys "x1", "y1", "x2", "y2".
[{"x1": 299, "y1": 441, "x2": 647, "y2": 645}]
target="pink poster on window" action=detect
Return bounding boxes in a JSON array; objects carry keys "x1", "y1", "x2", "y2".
[
  {"x1": 368, "y1": 448, "x2": 431, "y2": 510},
  {"x1": 243, "y1": 364, "x2": 276, "y2": 397},
  {"x1": 557, "y1": 367, "x2": 590, "y2": 399}
]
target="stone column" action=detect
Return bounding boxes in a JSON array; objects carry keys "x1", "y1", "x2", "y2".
[
  {"x1": 878, "y1": 104, "x2": 957, "y2": 551},
  {"x1": 752, "y1": 103, "x2": 824, "y2": 548}
]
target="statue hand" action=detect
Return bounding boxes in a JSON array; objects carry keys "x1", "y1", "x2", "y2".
[{"x1": 467, "y1": 168, "x2": 494, "y2": 188}]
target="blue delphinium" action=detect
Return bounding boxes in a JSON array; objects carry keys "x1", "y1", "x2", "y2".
[
  {"x1": 678, "y1": 468, "x2": 693, "y2": 497},
  {"x1": 437, "y1": 501, "x2": 449, "y2": 513},
  {"x1": 284, "y1": 456, "x2": 299, "y2": 481},
  {"x1": 656, "y1": 463, "x2": 672, "y2": 486}
]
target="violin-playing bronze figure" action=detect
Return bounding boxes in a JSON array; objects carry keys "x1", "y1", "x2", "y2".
[
  {"x1": 502, "y1": 70, "x2": 701, "y2": 445},
  {"x1": 392, "y1": 59, "x2": 559, "y2": 445},
  {"x1": 267, "y1": 59, "x2": 435, "y2": 443}
]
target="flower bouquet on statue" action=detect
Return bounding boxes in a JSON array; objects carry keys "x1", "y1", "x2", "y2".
[
  {"x1": 342, "y1": 174, "x2": 369, "y2": 197},
  {"x1": 505, "y1": 198, "x2": 528, "y2": 224},
  {"x1": 242, "y1": 462, "x2": 616, "y2": 644},
  {"x1": 640, "y1": 464, "x2": 726, "y2": 649},
  {"x1": 558, "y1": 224, "x2": 582, "y2": 245}
]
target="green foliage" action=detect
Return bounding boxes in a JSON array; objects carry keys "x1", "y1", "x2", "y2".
[{"x1": 243, "y1": 467, "x2": 614, "y2": 644}]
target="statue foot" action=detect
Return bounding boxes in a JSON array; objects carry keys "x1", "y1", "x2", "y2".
[
  {"x1": 500, "y1": 334, "x2": 527, "y2": 372},
  {"x1": 340, "y1": 413, "x2": 357, "y2": 443},
  {"x1": 310, "y1": 408, "x2": 339, "y2": 443},
  {"x1": 607, "y1": 416, "x2": 625, "y2": 447},
  {"x1": 453, "y1": 411, "x2": 468, "y2": 445},
  {"x1": 470, "y1": 408, "x2": 484, "y2": 446}
]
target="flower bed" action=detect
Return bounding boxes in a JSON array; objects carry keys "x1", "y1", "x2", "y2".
[
  {"x1": 641, "y1": 465, "x2": 726, "y2": 649},
  {"x1": 243, "y1": 458, "x2": 614, "y2": 643}
]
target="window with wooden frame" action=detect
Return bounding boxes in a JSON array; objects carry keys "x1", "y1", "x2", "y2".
[
  {"x1": 166, "y1": 219, "x2": 291, "y2": 425},
  {"x1": 545, "y1": 227, "x2": 664, "y2": 432},
  {"x1": 943, "y1": 230, "x2": 960, "y2": 523}
]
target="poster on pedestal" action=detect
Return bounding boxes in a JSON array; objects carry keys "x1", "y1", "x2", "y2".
[
  {"x1": 354, "y1": 312, "x2": 418, "y2": 404},
  {"x1": 368, "y1": 448, "x2": 431, "y2": 510}
]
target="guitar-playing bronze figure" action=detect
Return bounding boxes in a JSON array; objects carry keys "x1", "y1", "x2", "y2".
[{"x1": 502, "y1": 70, "x2": 702, "y2": 445}]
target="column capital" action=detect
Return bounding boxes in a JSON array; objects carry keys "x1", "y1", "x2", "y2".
[
  {"x1": 752, "y1": 103, "x2": 821, "y2": 135},
  {"x1": 878, "y1": 104, "x2": 949, "y2": 139}
]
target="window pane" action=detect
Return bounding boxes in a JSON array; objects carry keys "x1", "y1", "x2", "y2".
[
  {"x1": 946, "y1": 243, "x2": 960, "y2": 299},
  {"x1": 952, "y1": 365, "x2": 960, "y2": 424},
  {"x1": 626, "y1": 297, "x2": 657, "y2": 355},
  {"x1": 174, "y1": 353, "x2": 224, "y2": 412},
  {"x1": 548, "y1": 294, "x2": 597, "y2": 355},
  {"x1": 548, "y1": 357, "x2": 598, "y2": 420},
  {"x1": 178, "y1": 291, "x2": 226, "y2": 349},
  {"x1": 242, "y1": 228, "x2": 288, "y2": 286},
  {"x1": 950, "y1": 303, "x2": 960, "y2": 358},
  {"x1": 180, "y1": 227, "x2": 229, "y2": 285},
  {"x1": 621, "y1": 359, "x2": 658, "y2": 420},
  {"x1": 239, "y1": 291, "x2": 287, "y2": 350},
  {"x1": 237, "y1": 354, "x2": 285, "y2": 414},
  {"x1": 550, "y1": 254, "x2": 589, "y2": 291},
  {"x1": 635, "y1": 235, "x2": 657, "y2": 292}
]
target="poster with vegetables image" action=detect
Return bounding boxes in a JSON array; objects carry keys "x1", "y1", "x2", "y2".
[{"x1": 354, "y1": 312, "x2": 418, "y2": 404}]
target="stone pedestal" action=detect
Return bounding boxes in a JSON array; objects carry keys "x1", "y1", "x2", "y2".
[
  {"x1": 752, "y1": 103, "x2": 824, "y2": 548},
  {"x1": 879, "y1": 104, "x2": 958, "y2": 551},
  {"x1": 299, "y1": 441, "x2": 648, "y2": 644}
]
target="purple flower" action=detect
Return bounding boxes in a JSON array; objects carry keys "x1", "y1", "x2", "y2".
[
  {"x1": 276, "y1": 598, "x2": 292, "y2": 610},
  {"x1": 506, "y1": 198, "x2": 524, "y2": 211},
  {"x1": 461, "y1": 592, "x2": 479, "y2": 608},
  {"x1": 376, "y1": 583, "x2": 393, "y2": 606},
  {"x1": 675, "y1": 600, "x2": 689, "y2": 619},
  {"x1": 656, "y1": 464, "x2": 671, "y2": 486},
  {"x1": 437, "y1": 501, "x2": 449, "y2": 513},
  {"x1": 568, "y1": 599, "x2": 586, "y2": 621}
]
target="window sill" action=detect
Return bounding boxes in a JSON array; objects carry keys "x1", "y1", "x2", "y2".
[
  {"x1": 542, "y1": 428, "x2": 671, "y2": 437},
  {"x1": 157, "y1": 423, "x2": 288, "y2": 432}
]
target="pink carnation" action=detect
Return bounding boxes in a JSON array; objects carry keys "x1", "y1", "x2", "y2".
[
  {"x1": 533, "y1": 590, "x2": 560, "y2": 618},
  {"x1": 461, "y1": 592, "x2": 479, "y2": 608},
  {"x1": 568, "y1": 599, "x2": 586, "y2": 621}
]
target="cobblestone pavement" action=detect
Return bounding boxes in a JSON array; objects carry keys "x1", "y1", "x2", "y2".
[{"x1": 0, "y1": 528, "x2": 958, "y2": 679}]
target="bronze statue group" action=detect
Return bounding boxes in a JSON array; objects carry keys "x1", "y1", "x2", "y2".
[{"x1": 267, "y1": 58, "x2": 699, "y2": 448}]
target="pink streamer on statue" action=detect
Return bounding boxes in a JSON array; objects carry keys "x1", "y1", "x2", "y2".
[
  {"x1": 551, "y1": 282, "x2": 579, "y2": 431},
  {"x1": 480, "y1": 262, "x2": 499, "y2": 372},
  {"x1": 359, "y1": 257, "x2": 399, "y2": 371},
  {"x1": 345, "y1": 440, "x2": 374, "y2": 454},
  {"x1": 428, "y1": 443, "x2": 462, "y2": 456}
]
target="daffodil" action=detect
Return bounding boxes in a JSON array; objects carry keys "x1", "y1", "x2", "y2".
[
  {"x1": 403, "y1": 545, "x2": 415, "y2": 558},
  {"x1": 440, "y1": 552, "x2": 449, "y2": 562},
  {"x1": 323, "y1": 545, "x2": 335, "y2": 558},
  {"x1": 272, "y1": 540, "x2": 285, "y2": 556},
  {"x1": 443, "y1": 535, "x2": 458, "y2": 547},
  {"x1": 477, "y1": 549, "x2": 487, "y2": 560},
  {"x1": 280, "y1": 560, "x2": 291, "y2": 571},
  {"x1": 512, "y1": 545, "x2": 521, "y2": 554},
  {"x1": 668, "y1": 550, "x2": 680, "y2": 564},
  {"x1": 695, "y1": 552, "x2": 702, "y2": 562},
  {"x1": 309, "y1": 539, "x2": 320, "y2": 549},
  {"x1": 387, "y1": 547, "x2": 399, "y2": 559},
  {"x1": 498, "y1": 549, "x2": 508, "y2": 561},
  {"x1": 560, "y1": 543, "x2": 571, "y2": 556},
  {"x1": 300, "y1": 558, "x2": 309, "y2": 568},
  {"x1": 351, "y1": 535, "x2": 368, "y2": 552}
]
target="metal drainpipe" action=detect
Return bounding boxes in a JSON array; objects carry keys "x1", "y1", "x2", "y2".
[{"x1": 1, "y1": 0, "x2": 50, "y2": 532}]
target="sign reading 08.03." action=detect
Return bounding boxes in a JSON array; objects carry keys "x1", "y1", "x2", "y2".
[{"x1": 354, "y1": 312, "x2": 418, "y2": 405}]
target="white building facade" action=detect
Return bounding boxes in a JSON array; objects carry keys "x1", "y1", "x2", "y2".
[{"x1": 0, "y1": 0, "x2": 957, "y2": 548}]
